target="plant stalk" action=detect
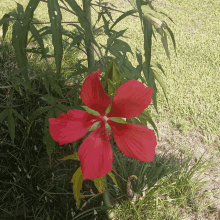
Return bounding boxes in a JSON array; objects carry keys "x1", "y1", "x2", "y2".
[
  {"x1": 103, "y1": 175, "x2": 115, "y2": 220},
  {"x1": 83, "y1": 0, "x2": 95, "y2": 69}
]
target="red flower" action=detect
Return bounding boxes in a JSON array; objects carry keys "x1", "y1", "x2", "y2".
[{"x1": 49, "y1": 69, "x2": 157, "y2": 179}]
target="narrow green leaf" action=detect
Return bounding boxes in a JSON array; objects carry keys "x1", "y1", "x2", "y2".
[
  {"x1": 109, "y1": 9, "x2": 138, "y2": 31},
  {"x1": 61, "y1": 153, "x2": 80, "y2": 161},
  {"x1": 7, "y1": 11, "x2": 18, "y2": 19},
  {"x1": 163, "y1": 21, "x2": 177, "y2": 56},
  {"x1": 105, "y1": 103, "x2": 112, "y2": 115},
  {"x1": 94, "y1": 177, "x2": 105, "y2": 194},
  {"x1": 65, "y1": 66, "x2": 100, "y2": 79},
  {"x1": 25, "y1": 45, "x2": 49, "y2": 53},
  {"x1": 106, "y1": 32, "x2": 117, "y2": 57},
  {"x1": 23, "y1": 0, "x2": 41, "y2": 28},
  {"x1": 149, "y1": 68, "x2": 158, "y2": 114},
  {"x1": 105, "y1": 29, "x2": 129, "y2": 58},
  {"x1": 102, "y1": 4, "x2": 114, "y2": 22},
  {"x1": 161, "y1": 30, "x2": 170, "y2": 60},
  {"x1": 66, "y1": 23, "x2": 84, "y2": 34},
  {"x1": 65, "y1": 0, "x2": 99, "y2": 47},
  {"x1": 130, "y1": 117, "x2": 142, "y2": 125},
  {"x1": 152, "y1": 29, "x2": 157, "y2": 42},
  {"x1": 53, "y1": 107, "x2": 64, "y2": 118},
  {"x1": 113, "y1": 39, "x2": 134, "y2": 56},
  {"x1": 12, "y1": 109, "x2": 26, "y2": 123},
  {"x1": 112, "y1": 28, "x2": 129, "y2": 40},
  {"x1": 8, "y1": 109, "x2": 15, "y2": 145},
  {"x1": 58, "y1": 0, "x2": 69, "y2": 9},
  {"x1": 11, "y1": 75, "x2": 32, "y2": 91},
  {"x1": 42, "y1": 71, "x2": 50, "y2": 93},
  {"x1": 142, "y1": 4, "x2": 163, "y2": 22},
  {"x1": 152, "y1": 68, "x2": 169, "y2": 107},
  {"x1": 0, "y1": 105, "x2": 22, "y2": 108},
  {"x1": 67, "y1": 34, "x2": 84, "y2": 54},
  {"x1": 136, "y1": 47, "x2": 143, "y2": 68},
  {"x1": 47, "y1": 75, "x2": 64, "y2": 98},
  {"x1": 71, "y1": 167, "x2": 83, "y2": 209},
  {"x1": 0, "y1": 17, "x2": 15, "y2": 27},
  {"x1": 81, "y1": 106, "x2": 101, "y2": 116},
  {"x1": 107, "y1": 171, "x2": 118, "y2": 187},
  {"x1": 0, "y1": 108, "x2": 8, "y2": 123},
  {"x1": 47, "y1": 0, "x2": 63, "y2": 76},
  {"x1": 101, "y1": 44, "x2": 140, "y2": 81},
  {"x1": 22, "y1": 0, "x2": 44, "y2": 65},
  {"x1": 137, "y1": 109, "x2": 159, "y2": 139},
  {"x1": 136, "y1": 0, "x2": 144, "y2": 32},
  {"x1": 44, "y1": 108, "x2": 56, "y2": 130},
  {"x1": 96, "y1": 11, "x2": 103, "y2": 24},
  {"x1": 109, "y1": 117, "x2": 127, "y2": 124},
  {"x1": 26, "y1": 106, "x2": 52, "y2": 137},
  {"x1": 1, "y1": 14, "x2": 10, "y2": 41},
  {"x1": 143, "y1": 16, "x2": 153, "y2": 81},
  {"x1": 43, "y1": 127, "x2": 56, "y2": 168},
  {"x1": 11, "y1": 20, "x2": 28, "y2": 80},
  {"x1": 40, "y1": 94, "x2": 57, "y2": 106},
  {"x1": 16, "y1": 2, "x2": 25, "y2": 20},
  {"x1": 157, "y1": 11, "x2": 176, "y2": 25},
  {"x1": 101, "y1": 13, "x2": 111, "y2": 36},
  {"x1": 54, "y1": 104, "x2": 70, "y2": 112},
  {"x1": 89, "y1": 121, "x2": 101, "y2": 132},
  {"x1": 37, "y1": 26, "x2": 52, "y2": 38},
  {"x1": 117, "y1": 52, "x2": 126, "y2": 71},
  {"x1": 119, "y1": 58, "x2": 141, "y2": 80},
  {"x1": 151, "y1": 61, "x2": 166, "y2": 77},
  {"x1": 143, "y1": 62, "x2": 158, "y2": 114},
  {"x1": 29, "y1": 23, "x2": 47, "y2": 59},
  {"x1": 128, "y1": 0, "x2": 137, "y2": 8}
]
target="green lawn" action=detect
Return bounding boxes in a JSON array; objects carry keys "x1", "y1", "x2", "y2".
[{"x1": 0, "y1": 0, "x2": 220, "y2": 219}]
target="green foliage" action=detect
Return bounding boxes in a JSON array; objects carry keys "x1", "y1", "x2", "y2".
[
  {"x1": 2, "y1": 0, "x2": 218, "y2": 219},
  {"x1": 0, "y1": 0, "x2": 175, "y2": 217},
  {"x1": 0, "y1": 0, "x2": 175, "y2": 165}
]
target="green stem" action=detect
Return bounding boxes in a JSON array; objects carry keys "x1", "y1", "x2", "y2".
[
  {"x1": 103, "y1": 175, "x2": 115, "y2": 219},
  {"x1": 83, "y1": 0, "x2": 95, "y2": 68}
]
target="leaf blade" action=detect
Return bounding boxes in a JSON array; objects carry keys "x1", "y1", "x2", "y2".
[
  {"x1": 71, "y1": 167, "x2": 83, "y2": 209},
  {"x1": 8, "y1": 109, "x2": 15, "y2": 145},
  {"x1": 47, "y1": 0, "x2": 63, "y2": 76}
]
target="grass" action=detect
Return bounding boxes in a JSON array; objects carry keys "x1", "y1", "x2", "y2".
[{"x1": 0, "y1": 0, "x2": 220, "y2": 219}]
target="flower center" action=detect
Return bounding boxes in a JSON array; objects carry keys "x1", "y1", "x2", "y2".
[
  {"x1": 103, "y1": 115, "x2": 108, "y2": 122},
  {"x1": 98, "y1": 116, "x2": 111, "y2": 142}
]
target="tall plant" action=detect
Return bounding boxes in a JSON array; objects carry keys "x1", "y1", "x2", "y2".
[{"x1": 0, "y1": 0, "x2": 176, "y2": 218}]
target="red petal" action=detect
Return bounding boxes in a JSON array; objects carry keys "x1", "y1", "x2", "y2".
[
  {"x1": 107, "y1": 80, "x2": 153, "y2": 118},
  {"x1": 80, "y1": 69, "x2": 111, "y2": 116},
  {"x1": 78, "y1": 124, "x2": 113, "y2": 179},
  {"x1": 108, "y1": 120, "x2": 157, "y2": 161},
  {"x1": 49, "y1": 110, "x2": 99, "y2": 145}
]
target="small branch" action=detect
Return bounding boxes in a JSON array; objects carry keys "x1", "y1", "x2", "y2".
[
  {"x1": 47, "y1": 191, "x2": 95, "y2": 198},
  {"x1": 32, "y1": 21, "x2": 80, "y2": 25},
  {"x1": 89, "y1": 2, "x2": 162, "y2": 26},
  {"x1": 37, "y1": 0, "x2": 162, "y2": 32},
  {"x1": 58, "y1": 78, "x2": 83, "y2": 105},
  {"x1": 40, "y1": 0, "x2": 77, "y2": 16},
  {"x1": 62, "y1": 39, "x2": 87, "y2": 56},
  {"x1": 112, "y1": 169, "x2": 128, "y2": 183},
  {"x1": 90, "y1": 42, "x2": 105, "y2": 68}
]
